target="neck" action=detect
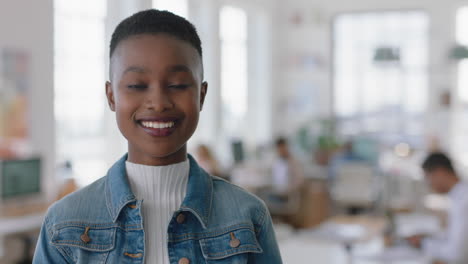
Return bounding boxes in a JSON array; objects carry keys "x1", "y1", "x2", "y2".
[
  {"x1": 447, "y1": 177, "x2": 460, "y2": 192},
  {"x1": 127, "y1": 145, "x2": 188, "y2": 166}
]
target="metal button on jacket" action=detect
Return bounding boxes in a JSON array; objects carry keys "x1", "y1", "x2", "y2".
[
  {"x1": 229, "y1": 232, "x2": 241, "y2": 248},
  {"x1": 176, "y1": 213, "x2": 186, "y2": 224},
  {"x1": 178, "y1": 257, "x2": 190, "y2": 264},
  {"x1": 80, "y1": 227, "x2": 91, "y2": 244}
]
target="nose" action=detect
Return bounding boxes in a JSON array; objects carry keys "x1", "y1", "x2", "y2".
[{"x1": 144, "y1": 85, "x2": 174, "y2": 112}]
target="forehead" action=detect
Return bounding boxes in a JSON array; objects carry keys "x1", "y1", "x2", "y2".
[
  {"x1": 111, "y1": 33, "x2": 202, "y2": 77},
  {"x1": 425, "y1": 167, "x2": 448, "y2": 177}
]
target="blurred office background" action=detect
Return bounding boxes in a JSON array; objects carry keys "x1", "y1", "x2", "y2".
[{"x1": 1, "y1": 0, "x2": 468, "y2": 263}]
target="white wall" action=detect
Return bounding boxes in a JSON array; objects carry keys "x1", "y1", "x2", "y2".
[
  {"x1": 272, "y1": 0, "x2": 467, "y2": 149},
  {"x1": 189, "y1": 0, "x2": 276, "y2": 162},
  {"x1": 2, "y1": 0, "x2": 463, "y2": 197},
  {"x1": 0, "y1": 0, "x2": 55, "y2": 200}
]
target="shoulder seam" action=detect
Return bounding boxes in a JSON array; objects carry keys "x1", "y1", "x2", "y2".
[
  {"x1": 44, "y1": 214, "x2": 54, "y2": 240},
  {"x1": 104, "y1": 175, "x2": 115, "y2": 221},
  {"x1": 211, "y1": 176, "x2": 254, "y2": 193},
  {"x1": 256, "y1": 204, "x2": 268, "y2": 236}
]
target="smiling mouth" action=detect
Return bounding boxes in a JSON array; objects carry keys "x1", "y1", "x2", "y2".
[
  {"x1": 137, "y1": 119, "x2": 178, "y2": 137},
  {"x1": 140, "y1": 121, "x2": 175, "y2": 129}
]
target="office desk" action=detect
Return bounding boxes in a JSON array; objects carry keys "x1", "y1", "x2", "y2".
[
  {"x1": 279, "y1": 232, "x2": 429, "y2": 264},
  {"x1": 0, "y1": 213, "x2": 44, "y2": 236},
  {"x1": 0, "y1": 213, "x2": 45, "y2": 258},
  {"x1": 0, "y1": 204, "x2": 47, "y2": 258},
  {"x1": 278, "y1": 216, "x2": 430, "y2": 264},
  {"x1": 303, "y1": 216, "x2": 386, "y2": 244}
]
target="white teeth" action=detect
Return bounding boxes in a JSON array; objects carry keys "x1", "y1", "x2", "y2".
[{"x1": 141, "y1": 121, "x2": 174, "y2": 129}]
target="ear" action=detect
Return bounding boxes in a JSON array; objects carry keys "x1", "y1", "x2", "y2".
[
  {"x1": 105, "y1": 81, "x2": 116, "y2": 112},
  {"x1": 199, "y1": 81, "x2": 208, "y2": 111}
]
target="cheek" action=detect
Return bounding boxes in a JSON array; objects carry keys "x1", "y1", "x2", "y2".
[
  {"x1": 179, "y1": 98, "x2": 200, "y2": 131},
  {"x1": 429, "y1": 178, "x2": 441, "y2": 190},
  {"x1": 115, "y1": 93, "x2": 140, "y2": 116},
  {"x1": 114, "y1": 106, "x2": 140, "y2": 137},
  {"x1": 179, "y1": 91, "x2": 201, "y2": 112}
]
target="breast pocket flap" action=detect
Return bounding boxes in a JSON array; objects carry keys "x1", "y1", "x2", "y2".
[
  {"x1": 200, "y1": 228, "x2": 263, "y2": 260},
  {"x1": 51, "y1": 223, "x2": 116, "y2": 252}
]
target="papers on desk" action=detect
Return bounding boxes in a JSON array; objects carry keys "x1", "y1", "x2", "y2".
[
  {"x1": 303, "y1": 222, "x2": 368, "y2": 243},
  {"x1": 395, "y1": 213, "x2": 441, "y2": 237},
  {"x1": 302, "y1": 216, "x2": 386, "y2": 244},
  {"x1": 356, "y1": 246, "x2": 428, "y2": 262}
]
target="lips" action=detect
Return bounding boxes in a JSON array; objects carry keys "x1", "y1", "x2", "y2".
[{"x1": 136, "y1": 117, "x2": 179, "y2": 137}]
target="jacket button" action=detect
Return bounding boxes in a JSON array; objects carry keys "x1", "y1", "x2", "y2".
[
  {"x1": 229, "y1": 232, "x2": 241, "y2": 248},
  {"x1": 127, "y1": 204, "x2": 137, "y2": 209},
  {"x1": 230, "y1": 238, "x2": 241, "y2": 248},
  {"x1": 176, "y1": 213, "x2": 186, "y2": 224},
  {"x1": 80, "y1": 233, "x2": 91, "y2": 244},
  {"x1": 80, "y1": 227, "x2": 91, "y2": 244},
  {"x1": 178, "y1": 257, "x2": 190, "y2": 264}
]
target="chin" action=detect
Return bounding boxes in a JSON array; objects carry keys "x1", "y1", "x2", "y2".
[
  {"x1": 146, "y1": 144, "x2": 185, "y2": 157},
  {"x1": 146, "y1": 149, "x2": 179, "y2": 158}
]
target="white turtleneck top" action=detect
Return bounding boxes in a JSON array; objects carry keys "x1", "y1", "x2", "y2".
[{"x1": 125, "y1": 159, "x2": 189, "y2": 264}]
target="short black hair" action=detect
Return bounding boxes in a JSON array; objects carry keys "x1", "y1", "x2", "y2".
[
  {"x1": 109, "y1": 9, "x2": 202, "y2": 59},
  {"x1": 422, "y1": 152, "x2": 455, "y2": 173},
  {"x1": 275, "y1": 137, "x2": 287, "y2": 146}
]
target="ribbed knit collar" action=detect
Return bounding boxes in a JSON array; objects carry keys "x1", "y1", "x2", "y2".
[{"x1": 125, "y1": 159, "x2": 189, "y2": 200}]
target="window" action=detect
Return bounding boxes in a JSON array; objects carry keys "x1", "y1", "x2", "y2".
[
  {"x1": 219, "y1": 6, "x2": 248, "y2": 140},
  {"x1": 456, "y1": 7, "x2": 468, "y2": 103},
  {"x1": 333, "y1": 11, "x2": 429, "y2": 145},
  {"x1": 54, "y1": 0, "x2": 107, "y2": 186},
  {"x1": 454, "y1": 7, "x2": 468, "y2": 165},
  {"x1": 153, "y1": 0, "x2": 188, "y2": 18}
]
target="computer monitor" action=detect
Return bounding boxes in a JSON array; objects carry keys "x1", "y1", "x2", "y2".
[
  {"x1": 231, "y1": 140, "x2": 245, "y2": 164},
  {"x1": 0, "y1": 158, "x2": 41, "y2": 200}
]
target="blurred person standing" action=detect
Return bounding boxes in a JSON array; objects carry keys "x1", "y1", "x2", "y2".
[{"x1": 195, "y1": 144, "x2": 226, "y2": 179}]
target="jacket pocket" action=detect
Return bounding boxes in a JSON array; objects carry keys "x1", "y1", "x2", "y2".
[
  {"x1": 199, "y1": 227, "x2": 263, "y2": 263},
  {"x1": 51, "y1": 223, "x2": 116, "y2": 252}
]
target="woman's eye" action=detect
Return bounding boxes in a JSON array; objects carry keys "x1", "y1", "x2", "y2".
[
  {"x1": 127, "y1": 84, "x2": 147, "y2": 90},
  {"x1": 168, "y1": 84, "x2": 189, "y2": 90}
]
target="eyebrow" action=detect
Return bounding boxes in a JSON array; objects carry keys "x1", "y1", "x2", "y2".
[
  {"x1": 167, "y1": 64, "x2": 192, "y2": 75},
  {"x1": 123, "y1": 66, "x2": 147, "y2": 74},
  {"x1": 122, "y1": 64, "x2": 193, "y2": 75}
]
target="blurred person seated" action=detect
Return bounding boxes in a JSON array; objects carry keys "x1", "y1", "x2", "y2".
[
  {"x1": 261, "y1": 137, "x2": 305, "y2": 218},
  {"x1": 406, "y1": 152, "x2": 468, "y2": 264},
  {"x1": 0, "y1": 145, "x2": 15, "y2": 159},
  {"x1": 56, "y1": 161, "x2": 79, "y2": 200},
  {"x1": 194, "y1": 144, "x2": 227, "y2": 180},
  {"x1": 272, "y1": 137, "x2": 304, "y2": 195}
]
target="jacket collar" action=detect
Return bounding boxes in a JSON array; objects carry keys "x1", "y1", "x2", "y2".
[
  {"x1": 105, "y1": 153, "x2": 213, "y2": 227},
  {"x1": 179, "y1": 154, "x2": 213, "y2": 228},
  {"x1": 105, "y1": 153, "x2": 136, "y2": 222}
]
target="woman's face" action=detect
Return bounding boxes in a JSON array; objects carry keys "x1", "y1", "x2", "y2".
[{"x1": 106, "y1": 34, "x2": 207, "y2": 166}]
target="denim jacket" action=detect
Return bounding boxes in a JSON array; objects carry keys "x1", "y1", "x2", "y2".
[{"x1": 33, "y1": 154, "x2": 282, "y2": 263}]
